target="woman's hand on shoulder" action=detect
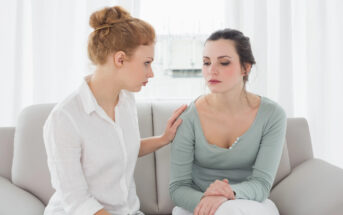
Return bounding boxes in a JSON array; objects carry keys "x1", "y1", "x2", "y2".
[
  {"x1": 161, "y1": 104, "x2": 187, "y2": 144},
  {"x1": 204, "y1": 179, "x2": 236, "y2": 200},
  {"x1": 194, "y1": 195, "x2": 227, "y2": 215}
]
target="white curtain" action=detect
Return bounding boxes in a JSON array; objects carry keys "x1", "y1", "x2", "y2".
[
  {"x1": 1, "y1": 0, "x2": 343, "y2": 168},
  {"x1": 225, "y1": 0, "x2": 343, "y2": 169}
]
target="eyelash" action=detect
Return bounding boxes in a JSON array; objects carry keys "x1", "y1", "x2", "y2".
[{"x1": 203, "y1": 62, "x2": 230, "y2": 66}]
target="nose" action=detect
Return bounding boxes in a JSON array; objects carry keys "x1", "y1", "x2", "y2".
[
  {"x1": 147, "y1": 68, "x2": 154, "y2": 78},
  {"x1": 209, "y1": 64, "x2": 218, "y2": 75}
]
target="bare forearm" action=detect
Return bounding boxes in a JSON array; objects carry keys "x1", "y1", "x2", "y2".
[{"x1": 139, "y1": 136, "x2": 169, "y2": 157}]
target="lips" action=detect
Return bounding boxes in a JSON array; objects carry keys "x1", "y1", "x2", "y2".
[
  {"x1": 142, "y1": 81, "x2": 148, "y2": 86},
  {"x1": 208, "y1": 79, "x2": 221, "y2": 84}
]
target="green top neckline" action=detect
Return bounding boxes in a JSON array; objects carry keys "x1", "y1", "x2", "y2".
[{"x1": 191, "y1": 95, "x2": 265, "y2": 151}]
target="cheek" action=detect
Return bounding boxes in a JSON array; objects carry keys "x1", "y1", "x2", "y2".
[
  {"x1": 202, "y1": 67, "x2": 211, "y2": 77},
  {"x1": 222, "y1": 67, "x2": 240, "y2": 79},
  {"x1": 129, "y1": 64, "x2": 144, "y2": 78}
]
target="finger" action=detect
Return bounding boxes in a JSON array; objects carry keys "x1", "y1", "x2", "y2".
[
  {"x1": 194, "y1": 202, "x2": 203, "y2": 215},
  {"x1": 203, "y1": 202, "x2": 211, "y2": 215},
  {"x1": 209, "y1": 204, "x2": 218, "y2": 215},
  {"x1": 173, "y1": 104, "x2": 187, "y2": 117},
  {"x1": 222, "y1": 179, "x2": 229, "y2": 183},
  {"x1": 167, "y1": 113, "x2": 180, "y2": 128},
  {"x1": 171, "y1": 118, "x2": 182, "y2": 130},
  {"x1": 167, "y1": 106, "x2": 185, "y2": 127},
  {"x1": 172, "y1": 104, "x2": 187, "y2": 115},
  {"x1": 194, "y1": 205, "x2": 199, "y2": 215},
  {"x1": 205, "y1": 186, "x2": 221, "y2": 195},
  {"x1": 199, "y1": 203, "x2": 207, "y2": 215},
  {"x1": 205, "y1": 190, "x2": 224, "y2": 197}
]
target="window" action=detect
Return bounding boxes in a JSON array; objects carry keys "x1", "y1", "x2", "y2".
[{"x1": 136, "y1": 0, "x2": 226, "y2": 99}]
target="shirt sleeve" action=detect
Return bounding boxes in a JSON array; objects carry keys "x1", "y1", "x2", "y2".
[
  {"x1": 43, "y1": 110, "x2": 103, "y2": 215},
  {"x1": 230, "y1": 105, "x2": 287, "y2": 202},
  {"x1": 169, "y1": 112, "x2": 204, "y2": 212}
]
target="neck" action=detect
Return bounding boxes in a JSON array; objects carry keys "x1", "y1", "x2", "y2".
[
  {"x1": 207, "y1": 83, "x2": 250, "y2": 114},
  {"x1": 88, "y1": 67, "x2": 121, "y2": 109}
]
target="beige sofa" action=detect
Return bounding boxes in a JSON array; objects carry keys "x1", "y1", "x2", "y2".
[{"x1": 1, "y1": 101, "x2": 343, "y2": 215}]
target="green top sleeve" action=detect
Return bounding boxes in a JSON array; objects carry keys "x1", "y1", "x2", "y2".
[
  {"x1": 169, "y1": 110, "x2": 203, "y2": 212},
  {"x1": 230, "y1": 105, "x2": 287, "y2": 202}
]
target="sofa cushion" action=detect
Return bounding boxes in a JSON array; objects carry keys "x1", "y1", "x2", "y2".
[
  {"x1": 134, "y1": 101, "x2": 158, "y2": 214},
  {"x1": 0, "y1": 127, "x2": 15, "y2": 180},
  {"x1": 11, "y1": 104, "x2": 55, "y2": 205},
  {"x1": 152, "y1": 100, "x2": 190, "y2": 214},
  {"x1": 0, "y1": 176, "x2": 45, "y2": 214},
  {"x1": 272, "y1": 140, "x2": 291, "y2": 188},
  {"x1": 270, "y1": 159, "x2": 343, "y2": 215},
  {"x1": 286, "y1": 118, "x2": 313, "y2": 169}
]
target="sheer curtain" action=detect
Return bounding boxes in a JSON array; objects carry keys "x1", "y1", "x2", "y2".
[
  {"x1": 226, "y1": 0, "x2": 343, "y2": 169},
  {"x1": 1, "y1": 0, "x2": 342, "y2": 168},
  {"x1": 0, "y1": 0, "x2": 119, "y2": 125}
]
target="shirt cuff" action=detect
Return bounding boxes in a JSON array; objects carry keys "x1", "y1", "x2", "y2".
[{"x1": 74, "y1": 197, "x2": 104, "y2": 215}]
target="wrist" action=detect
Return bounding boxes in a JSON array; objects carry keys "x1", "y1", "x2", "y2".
[{"x1": 159, "y1": 135, "x2": 169, "y2": 146}]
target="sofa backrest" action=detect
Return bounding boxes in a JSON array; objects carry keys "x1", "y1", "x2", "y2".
[
  {"x1": 9, "y1": 101, "x2": 313, "y2": 214},
  {"x1": 0, "y1": 127, "x2": 15, "y2": 180},
  {"x1": 11, "y1": 104, "x2": 55, "y2": 205},
  {"x1": 10, "y1": 102, "x2": 161, "y2": 213},
  {"x1": 285, "y1": 118, "x2": 314, "y2": 169}
]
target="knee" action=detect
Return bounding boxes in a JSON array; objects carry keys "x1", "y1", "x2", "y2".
[
  {"x1": 172, "y1": 206, "x2": 193, "y2": 215},
  {"x1": 215, "y1": 201, "x2": 244, "y2": 215}
]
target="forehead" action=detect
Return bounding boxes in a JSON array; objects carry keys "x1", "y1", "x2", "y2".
[
  {"x1": 132, "y1": 44, "x2": 155, "y2": 58},
  {"x1": 203, "y1": 39, "x2": 237, "y2": 58}
]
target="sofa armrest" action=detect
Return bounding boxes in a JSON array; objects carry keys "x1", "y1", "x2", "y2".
[
  {"x1": 270, "y1": 159, "x2": 343, "y2": 215},
  {"x1": 0, "y1": 176, "x2": 45, "y2": 214},
  {"x1": 0, "y1": 127, "x2": 15, "y2": 180}
]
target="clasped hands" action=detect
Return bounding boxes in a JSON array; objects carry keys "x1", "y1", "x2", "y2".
[{"x1": 194, "y1": 179, "x2": 236, "y2": 215}]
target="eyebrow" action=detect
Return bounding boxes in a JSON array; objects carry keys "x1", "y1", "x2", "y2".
[
  {"x1": 203, "y1": 55, "x2": 232, "y2": 59},
  {"x1": 145, "y1": 57, "x2": 154, "y2": 61}
]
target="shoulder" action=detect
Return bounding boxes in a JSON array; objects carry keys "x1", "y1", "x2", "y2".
[
  {"x1": 45, "y1": 91, "x2": 81, "y2": 130},
  {"x1": 179, "y1": 100, "x2": 197, "y2": 122},
  {"x1": 261, "y1": 97, "x2": 287, "y2": 120},
  {"x1": 260, "y1": 97, "x2": 287, "y2": 131}
]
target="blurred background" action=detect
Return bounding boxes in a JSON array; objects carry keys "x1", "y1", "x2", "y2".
[{"x1": 1, "y1": 0, "x2": 343, "y2": 168}]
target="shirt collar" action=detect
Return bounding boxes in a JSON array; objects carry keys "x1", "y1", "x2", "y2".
[
  {"x1": 79, "y1": 75, "x2": 131, "y2": 115},
  {"x1": 79, "y1": 75, "x2": 98, "y2": 114}
]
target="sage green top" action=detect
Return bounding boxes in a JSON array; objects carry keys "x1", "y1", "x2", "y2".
[{"x1": 169, "y1": 96, "x2": 287, "y2": 212}]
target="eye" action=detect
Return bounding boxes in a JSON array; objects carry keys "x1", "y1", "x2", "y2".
[
  {"x1": 144, "y1": 61, "x2": 151, "y2": 66},
  {"x1": 203, "y1": 62, "x2": 211, "y2": 66},
  {"x1": 220, "y1": 61, "x2": 230, "y2": 66}
]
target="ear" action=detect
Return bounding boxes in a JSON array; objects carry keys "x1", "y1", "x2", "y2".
[
  {"x1": 242, "y1": 63, "x2": 252, "y2": 76},
  {"x1": 113, "y1": 51, "x2": 126, "y2": 68}
]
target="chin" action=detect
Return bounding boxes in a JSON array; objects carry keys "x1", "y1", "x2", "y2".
[
  {"x1": 208, "y1": 86, "x2": 225, "y2": 94},
  {"x1": 132, "y1": 86, "x2": 142, "y2": 92},
  {"x1": 124, "y1": 85, "x2": 141, "y2": 93}
]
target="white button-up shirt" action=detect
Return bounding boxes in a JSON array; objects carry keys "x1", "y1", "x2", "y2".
[{"x1": 43, "y1": 76, "x2": 141, "y2": 215}]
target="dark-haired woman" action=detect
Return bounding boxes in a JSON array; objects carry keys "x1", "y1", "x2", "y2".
[{"x1": 169, "y1": 29, "x2": 286, "y2": 215}]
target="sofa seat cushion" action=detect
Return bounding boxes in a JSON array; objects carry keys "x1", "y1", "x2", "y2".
[
  {"x1": 0, "y1": 176, "x2": 45, "y2": 214},
  {"x1": 270, "y1": 159, "x2": 343, "y2": 215}
]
